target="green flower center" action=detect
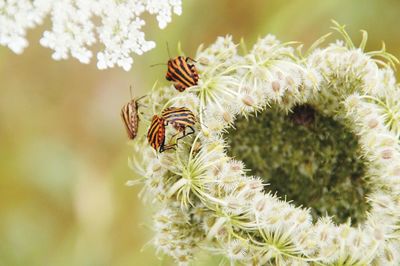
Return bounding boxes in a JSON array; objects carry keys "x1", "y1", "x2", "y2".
[{"x1": 226, "y1": 104, "x2": 370, "y2": 224}]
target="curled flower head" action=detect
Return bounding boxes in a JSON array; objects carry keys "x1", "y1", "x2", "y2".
[{"x1": 129, "y1": 22, "x2": 400, "y2": 265}]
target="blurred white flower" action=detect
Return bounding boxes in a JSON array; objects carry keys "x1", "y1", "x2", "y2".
[
  {"x1": 0, "y1": 0, "x2": 51, "y2": 54},
  {"x1": 0, "y1": 0, "x2": 183, "y2": 70}
]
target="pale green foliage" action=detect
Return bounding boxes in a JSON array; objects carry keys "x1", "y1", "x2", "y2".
[{"x1": 129, "y1": 23, "x2": 400, "y2": 265}]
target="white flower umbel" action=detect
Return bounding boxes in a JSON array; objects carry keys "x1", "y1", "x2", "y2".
[
  {"x1": 0, "y1": 0, "x2": 183, "y2": 70},
  {"x1": 0, "y1": 0, "x2": 51, "y2": 54},
  {"x1": 129, "y1": 22, "x2": 400, "y2": 265}
]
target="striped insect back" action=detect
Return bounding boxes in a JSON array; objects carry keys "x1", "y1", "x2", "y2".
[
  {"x1": 121, "y1": 98, "x2": 140, "y2": 140},
  {"x1": 147, "y1": 107, "x2": 196, "y2": 152},
  {"x1": 161, "y1": 107, "x2": 196, "y2": 139},
  {"x1": 166, "y1": 56, "x2": 199, "y2": 92},
  {"x1": 147, "y1": 115, "x2": 165, "y2": 151},
  {"x1": 147, "y1": 115, "x2": 177, "y2": 153}
]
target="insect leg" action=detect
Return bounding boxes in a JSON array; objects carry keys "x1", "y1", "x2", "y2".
[
  {"x1": 186, "y1": 57, "x2": 197, "y2": 63},
  {"x1": 174, "y1": 83, "x2": 186, "y2": 92},
  {"x1": 159, "y1": 143, "x2": 177, "y2": 153},
  {"x1": 176, "y1": 126, "x2": 195, "y2": 141},
  {"x1": 169, "y1": 131, "x2": 181, "y2": 142},
  {"x1": 186, "y1": 126, "x2": 195, "y2": 136}
]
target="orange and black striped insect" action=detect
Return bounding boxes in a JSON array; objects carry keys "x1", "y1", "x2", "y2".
[
  {"x1": 162, "y1": 107, "x2": 196, "y2": 140},
  {"x1": 147, "y1": 115, "x2": 176, "y2": 153},
  {"x1": 147, "y1": 107, "x2": 196, "y2": 152},
  {"x1": 120, "y1": 90, "x2": 146, "y2": 140},
  {"x1": 166, "y1": 56, "x2": 199, "y2": 92}
]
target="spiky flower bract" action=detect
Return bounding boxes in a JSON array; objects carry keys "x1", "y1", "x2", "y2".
[{"x1": 129, "y1": 22, "x2": 400, "y2": 265}]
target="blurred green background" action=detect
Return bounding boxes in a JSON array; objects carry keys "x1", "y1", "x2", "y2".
[{"x1": 1, "y1": 1, "x2": 400, "y2": 265}]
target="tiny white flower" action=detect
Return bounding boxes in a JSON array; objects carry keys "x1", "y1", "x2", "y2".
[{"x1": 0, "y1": 0, "x2": 183, "y2": 70}]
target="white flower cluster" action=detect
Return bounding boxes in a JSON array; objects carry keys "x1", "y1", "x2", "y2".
[
  {"x1": 0, "y1": 0, "x2": 51, "y2": 54},
  {"x1": 0, "y1": 0, "x2": 183, "y2": 70},
  {"x1": 129, "y1": 24, "x2": 400, "y2": 265}
]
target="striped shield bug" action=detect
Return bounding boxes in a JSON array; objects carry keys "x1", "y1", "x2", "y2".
[
  {"x1": 165, "y1": 56, "x2": 199, "y2": 92},
  {"x1": 161, "y1": 107, "x2": 196, "y2": 140},
  {"x1": 147, "y1": 115, "x2": 176, "y2": 153},
  {"x1": 151, "y1": 43, "x2": 199, "y2": 92},
  {"x1": 120, "y1": 87, "x2": 146, "y2": 140}
]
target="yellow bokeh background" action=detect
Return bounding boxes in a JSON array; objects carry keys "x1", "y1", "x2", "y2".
[{"x1": 1, "y1": 1, "x2": 400, "y2": 265}]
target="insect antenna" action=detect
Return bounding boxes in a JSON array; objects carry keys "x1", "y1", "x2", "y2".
[
  {"x1": 136, "y1": 95, "x2": 149, "y2": 109},
  {"x1": 149, "y1": 63, "x2": 168, "y2": 67},
  {"x1": 136, "y1": 95, "x2": 148, "y2": 101},
  {"x1": 166, "y1": 41, "x2": 172, "y2": 59},
  {"x1": 150, "y1": 42, "x2": 172, "y2": 67},
  {"x1": 129, "y1": 85, "x2": 134, "y2": 99}
]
